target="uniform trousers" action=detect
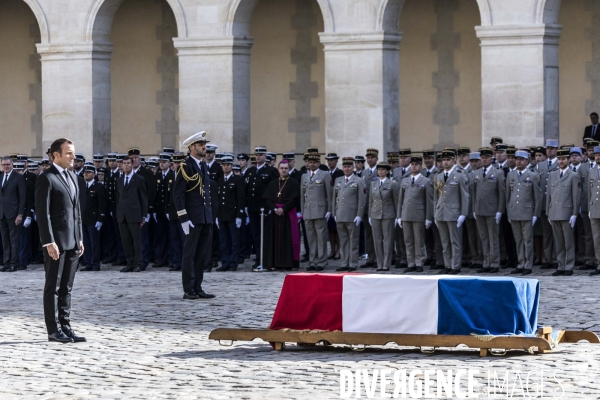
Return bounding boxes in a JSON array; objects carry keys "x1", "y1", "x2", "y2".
[
  {"x1": 353, "y1": 213, "x2": 376, "y2": 262},
  {"x1": 168, "y1": 218, "x2": 184, "y2": 268},
  {"x1": 510, "y1": 220, "x2": 534, "y2": 270},
  {"x1": 219, "y1": 220, "x2": 240, "y2": 269},
  {"x1": 337, "y1": 221, "x2": 356, "y2": 269},
  {"x1": 541, "y1": 211, "x2": 555, "y2": 262},
  {"x1": 0, "y1": 217, "x2": 21, "y2": 267},
  {"x1": 393, "y1": 225, "x2": 406, "y2": 264},
  {"x1": 465, "y1": 218, "x2": 482, "y2": 265},
  {"x1": 181, "y1": 223, "x2": 212, "y2": 294},
  {"x1": 82, "y1": 224, "x2": 101, "y2": 269},
  {"x1": 551, "y1": 220, "x2": 575, "y2": 271},
  {"x1": 577, "y1": 212, "x2": 595, "y2": 265},
  {"x1": 101, "y1": 217, "x2": 116, "y2": 260},
  {"x1": 403, "y1": 221, "x2": 425, "y2": 268},
  {"x1": 437, "y1": 221, "x2": 463, "y2": 270},
  {"x1": 476, "y1": 216, "x2": 500, "y2": 268},
  {"x1": 153, "y1": 214, "x2": 170, "y2": 264},
  {"x1": 141, "y1": 223, "x2": 149, "y2": 268},
  {"x1": 119, "y1": 221, "x2": 143, "y2": 269},
  {"x1": 371, "y1": 218, "x2": 395, "y2": 269},
  {"x1": 589, "y1": 218, "x2": 600, "y2": 269},
  {"x1": 19, "y1": 224, "x2": 31, "y2": 267},
  {"x1": 305, "y1": 218, "x2": 328, "y2": 267}
]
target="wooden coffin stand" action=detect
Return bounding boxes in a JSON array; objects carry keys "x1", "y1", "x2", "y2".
[{"x1": 209, "y1": 327, "x2": 599, "y2": 357}]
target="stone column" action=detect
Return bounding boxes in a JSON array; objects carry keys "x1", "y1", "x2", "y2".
[
  {"x1": 36, "y1": 42, "x2": 112, "y2": 157},
  {"x1": 174, "y1": 37, "x2": 253, "y2": 154},
  {"x1": 319, "y1": 32, "x2": 402, "y2": 156},
  {"x1": 476, "y1": 25, "x2": 562, "y2": 146}
]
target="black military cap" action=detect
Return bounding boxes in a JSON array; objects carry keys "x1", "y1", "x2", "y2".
[
  {"x1": 325, "y1": 153, "x2": 339, "y2": 160},
  {"x1": 479, "y1": 147, "x2": 494, "y2": 157},
  {"x1": 457, "y1": 147, "x2": 470, "y2": 155},
  {"x1": 377, "y1": 162, "x2": 392, "y2": 170},
  {"x1": 232, "y1": 165, "x2": 241, "y2": 171},
  {"x1": 97, "y1": 167, "x2": 107, "y2": 173},
  {"x1": 534, "y1": 146, "x2": 546, "y2": 156},
  {"x1": 557, "y1": 149, "x2": 570, "y2": 158},
  {"x1": 441, "y1": 150, "x2": 456, "y2": 159},
  {"x1": 283, "y1": 152, "x2": 295, "y2": 160},
  {"x1": 237, "y1": 153, "x2": 250, "y2": 160},
  {"x1": 83, "y1": 165, "x2": 96, "y2": 173},
  {"x1": 490, "y1": 136, "x2": 503, "y2": 144},
  {"x1": 127, "y1": 148, "x2": 140, "y2": 156},
  {"x1": 158, "y1": 153, "x2": 172, "y2": 162},
  {"x1": 410, "y1": 156, "x2": 422, "y2": 164},
  {"x1": 422, "y1": 150, "x2": 435, "y2": 157},
  {"x1": 172, "y1": 152, "x2": 186, "y2": 162},
  {"x1": 354, "y1": 155, "x2": 366, "y2": 162},
  {"x1": 163, "y1": 147, "x2": 175, "y2": 154},
  {"x1": 398, "y1": 148, "x2": 411, "y2": 156}
]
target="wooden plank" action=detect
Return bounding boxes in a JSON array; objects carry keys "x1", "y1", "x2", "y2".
[
  {"x1": 209, "y1": 328, "x2": 553, "y2": 353},
  {"x1": 559, "y1": 330, "x2": 600, "y2": 343},
  {"x1": 480, "y1": 348, "x2": 490, "y2": 357},
  {"x1": 537, "y1": 327, "x2": 553, "y2": 335}
]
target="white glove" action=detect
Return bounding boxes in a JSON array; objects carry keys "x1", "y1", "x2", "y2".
[
  {"x1": 532, "y1": 216, "x2": 537, "y2": 226},
  {"x1": 434, "y1": 219, "x2": 438, "y2": 227},
  {"x1": 145, "y1": 214, "x2": 150, "y2": 223},
  {"x1": 425, "y1": 220, "x2": 432, "y2": 229},
  {"x1": 215, "y1": 218, "x2": 219, "y2": 229},
  {"x1": 457, "y1": 215, "x2": 466, "y2": 228},
  {"x1": 508, "y1": 219, "x2": 511, "y2": 224},
  {"x1": 296, "y1": 212, "x2": 303, "y2": 218},
  {"x1": 325, "y1": 212, "x2": 331, "y2": 219},
  {"x1": 353, "y1": 216, "x2": 362, "y2": 227},
  {"x1": 181, "y1": 220, "x2": 194, "y2": 235},
  {"x1": 110, "y1": 212, "x2": 113, "y2": 217},
  {"x1": 166, "y1": 213, "x2": 169, "y2": 220},
  {"x1": 153, "y1": 213, "x2": 157, "y2": 222},
  {"x1": 245, "y1": 207, "x2": 249, "y2": 216},
  {"x1": 495, "y1": 212, "x2": 502, "y2": 224},
  {"x1": 23, "y1": 217, "x2": 31, "y2": 228},
  {"x1": 473, "y1": 212, "x2": 476, "y2": 219},
  {"x1": 396, "y1": 218, "x2": 402, "y2": 229},
  {"x1": 95, "y1": 221, "x2": 103, "y2": 231},
  {"x1": 236, "y1": 218, "x2": 242, "y2": 228},
  {"x1": 246, "y1": 217, "x2": 250, "y2": 225},
  {"x1": 569, "y1": 215, "x2": 577, "y2": 228},
  {"x1": 369, "y1": 218, "x2": 372, "y2": 226},
  {"x1": 33, "y1": 212, "x2": 36, "y2": 222},
  {"x1": 334, "y1": 216, "x2": 337, "y2": 222}
]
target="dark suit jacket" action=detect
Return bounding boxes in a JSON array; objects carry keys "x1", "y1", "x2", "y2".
[
  {"x1": 0, "y1": 171, "x2": 26, "y2": 220},
  {"x1": 173, "y1": 156, "x2": 212, "y2": 225},
  {"x1": 116, "y1": 173, "x2": 148, "y2": 223},
  {"x1": 82, "y1": 181, "x2": 107, "y2": 226},
  {"x1": 134, "y1": 166, "x2": 156, "y2": 214},
  {"x1": 584, "y1": 124, "x2": 600, "y2": 141},
  {"x1": 34, "y1": 165, "x2": 83, "y2": 251}
]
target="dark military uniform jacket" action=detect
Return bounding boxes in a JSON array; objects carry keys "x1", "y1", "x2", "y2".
[
  {"x1": 82, "y1": 180, "x2": 107, "y2": 226},
  {"x1": 173, "y1": 156, "x2": 213, "y2": 225},
  {"x1": 155, "y1": 169, "x2": 175, "y2": 217},
  {"x1": 245, "y1": 163, "x2": 279, "y2": 213},
  {"x1": 217, "y1": 173, "x2": 246, "y2": 222}
]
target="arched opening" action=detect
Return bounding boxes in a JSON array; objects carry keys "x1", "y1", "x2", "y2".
[
  {"x1": 248, "y1": 0, "x2": 326, "y2": 155},
  {"x1": 398, "y1": 0, "x2": 482, "y2": 149},
  {"x1": 557, "y1": 0, "x2": 597, "y2": 144},
  {"x1": 0, "y1": 0, "x2": 43, "y2": 155}
]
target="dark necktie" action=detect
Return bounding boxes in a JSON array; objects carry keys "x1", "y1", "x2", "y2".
[
  {"x1": 594, "y1": 125, "x2": 597, "y2": 137},
  {"x1": 560, "y1": 171, "x2": 563, "y2": 179},
  {"x1": 411, "y1": 177, "x2": 415, "y2": 185},
  {"x1": 573, "y1": 167, "x2": 577, "y2": 172},
  {"x1": 426, "y1": 171, "x2": 430, "y2": 178},
  {"x1": 2, "y1": 174, "x2": 7, "y2": 188},
  {"x1": 125, "y1": 176, "x2": 129, "y2": 187},
  {"x1": 345, "y1": 177, "x2": 348, "y2": 183},
  {"x1": 444, "y1": 172, "x2": 448, "y2": 183},
  {"x1": 483, "y1": 168, "x2": 487, "y2": 178},
  {"x1": 63, "y1": 171, "x2": 74, "y2": 199},
  {"x1": 548, "y1": 160, "x2": 552, "y2": 168},
  {"x1": 519, "y1": 171, "x2": 522, "y2": 178}
]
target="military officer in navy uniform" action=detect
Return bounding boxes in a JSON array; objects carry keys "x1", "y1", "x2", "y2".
[
  {"x1": 152, "y1": 152, "x2": 174, "y2": 268},
  {"x1": 245, "y1": 146, "x2": 279, "y2": 271},
  {"x1": 173, "y1": 132, "x2": 215, "y2": 299},
  {"x1": 81, "y1": 165, "x2": 107, "y2": 271},
  {"x1": 216, "y1": 155, "x2": 246, "y2": 272},
  {"x1": 104, "y1": 153, "x2": 126, "y2": 266},
  {"x1": 168, "y1": 152, "x2": 186, "y2": 272}
]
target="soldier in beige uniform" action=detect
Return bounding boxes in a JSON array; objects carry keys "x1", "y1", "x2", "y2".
[
  {"x1": 334, "y1": 157, "x2": 367, "y2": 272},
  {"x1": 588, "y1": 146, "x2": 600, "y2": 276},
  {"x1": 465, "y1": 152, "x2": 483, "y2": 269},
  {"x1": 300, "y1": 153, "x2": 333, "y2": 271},
  {"x1": 546, "y1": 148, "x2": 581, "y2": 276},
  {"x1": 397, "y1": 156, "x2": 433, "y2": 273},
  {"x1": 391, "y1": 149, "x2": 411, "y2": 268},
  {"x1": 368, "y1": 162, "x2": 399, "y2": 271},
  {"x1": 506, "y1": 150, "x2": 542, "y2": 275},
  {"x1": 433, "y1": 150, "x2": 470, "y2": 274},
  {"x1": 357, "y1": 148, "x2": 379, "y2": 268},
  {"x1": 472, "y1": 147, "x2": 506, "y2": 273}
]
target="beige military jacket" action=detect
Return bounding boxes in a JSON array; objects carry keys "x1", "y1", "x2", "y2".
[
  {"x1": 368, "y1": 178, "x2": 399, "y2": 219},
  {"x1": 546, "y1": 168, "x2": 581, "y2": 221},
  {"x1": 397, "y1": 174, "x2": 433, "y2": 222},
  {"x1": 432, "y1": 167, "x2": 470, "y2": 222},
  {"x1": 505, "y1": 169, "x2": 542, "y2": 221},
  {"x1": 333, "y1": 175, "x2": 367, "y2": 223},
  {"x1": 300, "y1": 169, "x2": 333, "y2": 220}
]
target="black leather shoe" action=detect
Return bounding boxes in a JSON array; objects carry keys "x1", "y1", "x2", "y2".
[
  {"x1": 6, "y1": 265, "x2": 15, "y2": 272},
  {"x1": 197, "y1": 290, "x2": 215, "y2": 299},
  {"x1": 169, "y1": 266, "x2": 181, "y2": 271},
  {"x1": 300, "y1": 255, "x2": 309, "y2": 263},
  {"x1": 336, "y1": 266, "x2": 349, "y2": 272},
  {"x1": 551, "y1": 270, "x2": 564, "y2": 276},
  {"x1": 315, "y1": 266, "x2": 325, "y2": 271},
  {"x1": 306, "y1": 265, "x2": 316, "y2": 271},
  {"x1": 16, "y1": 265, "x2": 27, "y2": 271},
  {"x1": 510, "y1": 268, "x2": 522, "y2": 274},
  {"x1": 430, "y1": 265, "x2": 444, "y2": 270},
  {"x1": 204, "y1": 267, "x2": 212, "y2": 273},
  {"x1": 81, "y1": 266, "x2": 94, "y2": 271},
  {"x1": 62, "y1": 327, "x2": 86, "y2": 342},
  {"x1": 416, "y1": 267, "x2": 423, "y2": 272},
  {"x1": 48, "y1": 331, "x2": 74, "y2": 343},
  {"x1": 437, "y1": 268, "x2": 450, "y2": 275},
  {"x1": 449, "y1": 268, "x2": 461, "y2": 275},
  {"x1": 0, "y1": 265, "x2": 7, "y2": 272},
  {"x1": 183, "y1": 292, "x2": 199, "y2": 300},
  {"x1": 590, "y1": 269, "x2": 600, "y2": 276},
  {"x1": 229, "y1": 267, "x2": 237, "y2": 271},
  {"x1": 540, "y1": 262, "x2": 554, "y2": 270},
  {"x1": 216, "y1": 265, "x2": 229, "y2": 272},
  {"x1": 489, "y1": 267, "x2": 499, "y2": 273},
  {"x1": 423, "y1": 259, "x2": 432, "y2": 266},
  {"x1": 133, "y1": 267, "x2": 141, "y2": 272},
  {"x1": 522, "y1": 269, "x2": 532, "y2": 275},
  {"x1": 476, "y1": 267, "x2": 490, "y2": 273},
  {"x1": 120, "y1": 266, "x2": 133, "y2": 272},
  {"x1": 113, "y1": 260, "x2": 127, "y2": 266},
  {"x1": 347, "y1": 267, "x2": 357, "y2": 272},
  {"x1": 563, "y1": 270, "x2": 573, "y2": 276},
  {"x1": 153, "y1": 262, "x2": 169, "y2": 268},
  {"x1": 404, "y1": 267, "x2": 416, "y2": 273}
]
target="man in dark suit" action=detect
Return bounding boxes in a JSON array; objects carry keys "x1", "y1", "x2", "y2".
[
  {"x1": 216, "y1": 155, "x2": 246, "y2": 272},
  {"x1": 0, "y1": 156, "x2": 26, "y2": 272},
  {"x1": 116, "y1": 156, "x2": 148, "y2": 273},
  {"x1": 128, "y1": 148, "x2": 155, "y2": 270},
  {"x1": 583, "y1": 112, "x2": 600, "y2": 142},
  {"x1": 173, "y1": 131, "x2": 215, "y2": 299},
  {"x1": 81, "y1": 165, "x2": 107, "y2": 271},
  {"x1": 153, "y1": 153, "x2": 175, "y2": 268},
  {"x1": 35, "y1": 138, "x2": 85, "y2": 343}
]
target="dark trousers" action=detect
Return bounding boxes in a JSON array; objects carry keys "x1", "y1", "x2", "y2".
[
  {"x1": 182, "y1": 222, "x2": 212, "y2": 294},
  {"x1": 82, "y1": 224, "x2": 101, "y2": 269},
  {"x1": 169, "y1": 219, "x2": 184, "y2": 267},
  {"x1": 239, "y1": 219, "x2": 252, "y2": 259},
  {"x1": 119, "y1": 221, "x2": 143, "y2": 269},
  {"x1": 154, "y1": 215, "x2": 170, "y2": 264},
  {"x1": 300, "y1": 218, "x2": 310, "y2": 256},
  {"x1": 112, "y1": 214, "x2": 125, "y2": 262},
  {"x1": 141, "y1": 222, "x2": 149, "y2": 268},
  {"x1": 249, "y1": 212, "x2": 269, "y2": 264},
  {"x1": 211, "y1": 223, "x2": 220, "y2": 264},
  {"x1": 101, "y1": 217, "x2": 116, "y2": 260},
  {"x1": 43, "y1": 247, "x2": 79, "y2": 334},
  {"x1": 219, "y1": 220, "x2": 240, "y2": 268},
  {"x1": 19, "y1": 224, "x2": 31, "y2": 267},
  {"x1": 0, "y1": 217, "x2": 21, "y2": 266}
]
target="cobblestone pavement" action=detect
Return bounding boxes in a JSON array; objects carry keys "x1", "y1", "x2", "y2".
[{"x1": 1, "y1": 258, "x2": 600, "y2": 399}]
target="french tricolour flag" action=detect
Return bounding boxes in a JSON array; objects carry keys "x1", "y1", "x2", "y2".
[{"x1": 270, "y1": 274, "x2": 539, "y2": 336}]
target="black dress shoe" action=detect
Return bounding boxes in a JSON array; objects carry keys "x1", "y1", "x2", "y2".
[
  {"x1": 327, "y1": 254, "x2": 335, "y2": 260},
  {"x1": 113, "y1": 260, "x2": 127, "y2": 266},
  {"x1": 590, "y1": 269, "x2": 600, "y2": 276},
  {"x1": 336, "y1": 266, "x2": 350, "y2": 272},
  {"x1": 551, "y1": 270, "x2": 564, "y2": 276},
  {"x1": 540, "y1": 262, "x2": 554, "y2": 270},
  {"x1": 153, "y1": 262, "x2": 169, "y2": 268},
  {"x1": 133, "y1": 267, "x2": 141, "y2": 272},
  {"x1": 423, "y1": 259, "x2": 432, "y2": 266},
  {"x1": 404, "y1": 267, "x2": 416, "y2": 273},
  {"x1": 449, "y1": 268, "x2": 461, "y2": 275},
  {"x1": 476, "y1": 267, "x2": 490, "y2": 273},
  {"x1": 332, "y1": 255, "x2": 341, "y2": 260},
  {"x1": 510, "y1": 268, "x2": 522, "y2": 274},
  {"x1": 197, "y1": 290, "x2": 215, "y2": 299},
  {"x1": 6, "y1": 265, "x2": 15, "y2": 272},
  {"x1": 16, "y1": 265, "x2": 27, "y2": 271},
  {"x1": 121, "y1": 266, "x2": 133, "y2": 272},
  {"x1": 315, "y1": 266, "x2": 325, "y2": 271},
  {"x1": 62, "y1": 328, "x2": 86, "y2": 342},
  {"x1": 437, "y1": 268, "x2": 450, "y2": 275},
  {"x1": 204, "y1": 267, "x2": 212, "y2": 273},
  {"x1": 347, "y1": 267, "x2": 357, "y2": 272},
  {"x1": 522, "y1": 269, "x2": 532, "y2": 275},
  {"x1": 300, "y1": 255, "x2": 309, "y2": 263},
  {"x1": 563, "y1": 270, "x2": 573, "y2": 276},
  {"x1": 81, "y1": 266, "x2": 94, "y2": 271},
  {"x1": 489, "y1": 267, "x2": 499, "y2": 273},
  {"x1": 48, "y1": 331, "x2": 73, "y2": 343},
  {"x1": 229, "y1": 267, "x2": 237, "y2": 271},
  {"x1": 416, "y1": 267, "x2": 423, "y2": 272},
  {"x1": 183, "y1": 292, "x2": 199, "y2": 300},
  {"x1": 0, "y1": 265, "x2": 7, "y2": 272},
  {"x1": 533, "y1": 261, "x2": 542, "y2": 266},
  {"x1": 215, "y1": 265, "x2": 229, "y2": 272},
  {"x1": 169, "y1": 266, "x2": 181, "y2": 271},
  {"x1": 306, "y1": 265, "x2": 316, "y2": 271}
]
